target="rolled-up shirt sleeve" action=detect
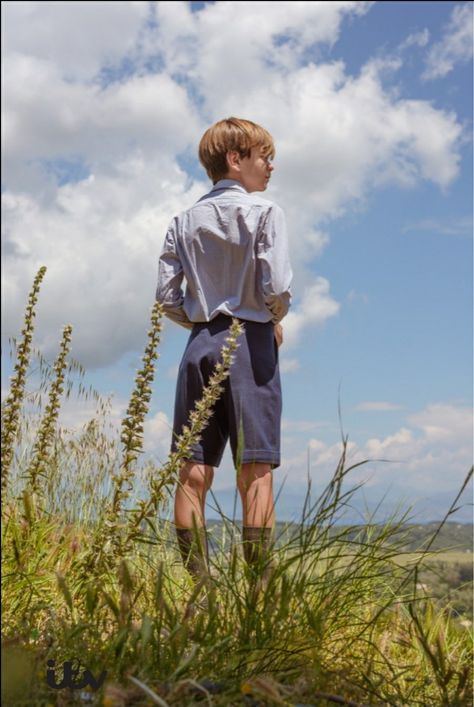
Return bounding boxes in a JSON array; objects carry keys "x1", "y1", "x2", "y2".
[
  {"x1": 256, "y1": 204, "x2": 293, "y2": 323},
  {"x1": 156, "y1": 219, "x2": 193, "y2": 329}
]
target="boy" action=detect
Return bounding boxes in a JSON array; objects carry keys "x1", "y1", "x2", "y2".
[{"x1": 156, "y1": 117, "x2": 292, "y2": 599}]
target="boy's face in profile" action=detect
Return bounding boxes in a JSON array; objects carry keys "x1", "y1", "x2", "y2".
[{"x1": 225, "y1": 145, "x2": 274, "y2": 193}]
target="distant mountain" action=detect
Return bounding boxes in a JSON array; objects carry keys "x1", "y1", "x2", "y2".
[
  {"x1": 160, "y1": 518, "x2": 472, "y2": 554},
  {"x1": 387, "y1": 521, "x2": 473, "y2": 552}
]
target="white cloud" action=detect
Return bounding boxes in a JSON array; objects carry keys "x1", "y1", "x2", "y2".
[
  {"x1": 422, "y1": 3, "x2": 473, "y2": 80},
  {"x1": 401, "y1": 217, "x2": 473, "y2": 237},
  {"x1": 282, "y1": 418, "x2": 328, "y2": 433},
  {"x1": 356, "y1": 401, "x2": 403, "y2": 411},
  {"x1": 152, "y1": 1, "x2": 374, "y2": 86},
  {"x1": 399, "y1": 29, "x2": 430, "y2": 51},
  {"x1": 407, "y1": 403, "x2": 473, "y2": 445},
  {"x1": 57, "y1": 391, "x2": 125, "y2": 434},
  {"x1": 284, "y1": 278, "x2": 341, "y2": 349},
  {"x1": 2, "y1": 52, "x2": 201, "y2": 190},
  {"x1": 347, "y1": 289, "x2": 369, "y2": 304},
  {"x1": 281, "y1": 403, "x2": 473, "y2": 494},
  {"x1": 1, "y1": 0, "x2": 149, "y2": 80},
  {"x1": 33, "y1": 384, "x2": 174, "y2": 465},
  {"x1": 280, "y1": 357, "x2": 301, "y2": 373},
  {"x1": 365, "y1": 427, "x2": 418, "y2": 460},
  {"x1": 144, "y1": 410, "x2": 173, "y2": 461}
]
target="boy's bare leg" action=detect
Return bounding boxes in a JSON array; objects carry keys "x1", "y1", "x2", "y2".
[
  {"x1": 174, "y1": 461, "x2": 214, "y2": 585},
  {"x1": 174, "y1": 461, "x2": 214, "y2": 528},
  {"x1": 237, "y1": 462, "x2": 276, "y2": 594},
  {"x1": 237, "y1": 462, "x2": 274, "y2": 528}
]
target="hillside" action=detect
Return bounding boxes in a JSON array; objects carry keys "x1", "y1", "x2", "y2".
[{"x1": 202, "y1": 519, "x2": 473, "y2": 553}]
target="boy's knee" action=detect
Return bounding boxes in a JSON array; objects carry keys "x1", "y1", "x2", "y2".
[
  {"x1": 237, "y1": 462, "x2": 272, "y2": 491},
  {"x1": 179, "y1": 461, "x2": 214, "y2": 492}
]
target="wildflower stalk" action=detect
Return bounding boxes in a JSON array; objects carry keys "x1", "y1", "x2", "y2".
[
  {"x1": 1, "y1": 266, "x2": 47, "y2": 493},
  {"x1": 25, "y1": 325, "x2": 73, "y2": 502},
  {"x1": 103, "y1": 302, "x2": 163, "y2": 556},
  {"x1": 125, "y1": 318, "x2": 244, "y2": 546}
]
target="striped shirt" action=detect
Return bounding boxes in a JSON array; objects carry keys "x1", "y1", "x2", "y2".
[{"x1": 156, "y1": 178, "x2": 292, "y2": 329}]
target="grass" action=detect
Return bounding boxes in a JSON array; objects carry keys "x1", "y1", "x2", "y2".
[{"x1": 2, "y1": 267, "x2": 473, "y2": 707}]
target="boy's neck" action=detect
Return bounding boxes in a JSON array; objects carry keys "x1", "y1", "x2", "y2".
[{"x1": 216, "y1": 175, "x2": 249, "y2": 191}]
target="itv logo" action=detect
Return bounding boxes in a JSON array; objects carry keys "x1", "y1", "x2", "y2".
[{"x1": 46, "y1": 659, "x2": 107, "y2": 691}]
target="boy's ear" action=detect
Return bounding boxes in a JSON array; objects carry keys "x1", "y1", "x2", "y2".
[{"x1": 226, "y1": 150, "x2": 241, "y2": 171}]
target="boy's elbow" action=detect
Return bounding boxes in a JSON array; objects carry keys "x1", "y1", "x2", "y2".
[
  {"x1": 155, "y1": 284, "x2": 173, "y2": 309},
  {"x1": 155, "y1": 282, "x2": 165, "y2": 304}
]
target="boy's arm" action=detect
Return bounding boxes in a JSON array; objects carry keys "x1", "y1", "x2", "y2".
[
  {"x1": 274, "y1": 322, "x2": 283, "y2": 347},
  {"x1": 156, "y1": 220, "x2": 193, "y2": 329},
  {"x1": 256, "y1": 204, "x2": 293, "y2": 324}
]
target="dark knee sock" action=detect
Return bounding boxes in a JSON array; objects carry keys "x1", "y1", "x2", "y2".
[
  {"x1": 242, "y1": 526, "x2": 274, "y2": 575},
  {"x1": 176, "y1": 526, "x2": 209, "y2": 581}
]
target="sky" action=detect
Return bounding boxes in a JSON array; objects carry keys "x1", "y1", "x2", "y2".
[{"x1": 2, "y1": 0, "x2": 473, "y2": 524}]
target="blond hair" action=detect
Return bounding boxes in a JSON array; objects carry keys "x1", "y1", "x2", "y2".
[{"x1": 198, "y1": 117, "x2": 275, "y2": 184}]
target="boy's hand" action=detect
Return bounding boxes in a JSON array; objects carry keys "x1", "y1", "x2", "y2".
[{"x1": 274, "y1": 323, "x2": 283, "y2": 347}]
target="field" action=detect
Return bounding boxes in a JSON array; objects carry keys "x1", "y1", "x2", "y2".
[{"x1": 2, "y1": 268, "x2": 473, "y2": 707}]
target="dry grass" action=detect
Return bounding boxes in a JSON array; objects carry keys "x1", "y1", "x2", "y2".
[{"x1": 2, "y1": 267, "x2": 473, "y2": 707}]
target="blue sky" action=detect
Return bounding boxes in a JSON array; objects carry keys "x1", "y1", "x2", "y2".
[{"x1": 2, "y1": 1, "x2": 472, "y2": 523}]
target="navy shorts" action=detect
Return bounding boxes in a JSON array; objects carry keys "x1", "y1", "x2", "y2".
[{"x1": 171, "y1": 314, "x2": 281, "y2": 469}]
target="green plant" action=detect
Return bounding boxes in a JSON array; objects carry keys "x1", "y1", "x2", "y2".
[
  {"x1": 25, "y1": 324, "x2": 72, "y2": 503},
  {"x1": 1, "y1": 266, "x2": 47, "y2": 492},
  {"x1": 1, "y1": 269, "x2": 472, "y2": 707}
]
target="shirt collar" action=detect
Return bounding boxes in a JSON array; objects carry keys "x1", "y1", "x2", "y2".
[{"x1": 210, "y1": 179, "x2": 249, "y2": 194}]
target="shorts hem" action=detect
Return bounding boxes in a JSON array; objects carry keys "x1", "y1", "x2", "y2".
[
  {"x1": 170, "y1": 446, "x2": 224, "y2": 468},
  {"x1": 188, "y1": 456, "x2": 222, "y2": 468},
  {"x1": 236, "y1": 450, "x2": 281, "y2": 469}
]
